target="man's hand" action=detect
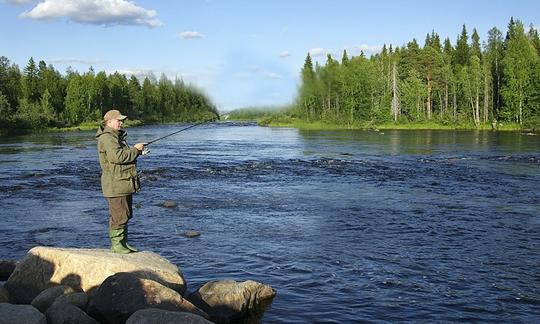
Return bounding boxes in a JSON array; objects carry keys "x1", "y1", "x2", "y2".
[{"x1": 134, "y1": 143, "x2": 146, "y2": 151}]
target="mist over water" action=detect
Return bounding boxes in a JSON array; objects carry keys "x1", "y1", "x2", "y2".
[{"x1": 1, "y1": 123, "x2": 539, "y2": 322}]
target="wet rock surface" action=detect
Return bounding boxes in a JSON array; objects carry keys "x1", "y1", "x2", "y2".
[{"x1": 188, "y1": 279, "x2": 276, "y2": 324}]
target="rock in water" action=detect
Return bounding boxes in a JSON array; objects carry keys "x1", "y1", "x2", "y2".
[
  {"x1": 188, "y1": 279, "x2": 276, "y2": 323},
  {"x1": 162, "y1": 200, "x2": 178, "y2": 208},
  {"x1": 4, "y1": 246, "x2": 186, "y2": 304},
  {"x1": 126, "y1": 308, "x2": 213, "y2": 324},
  {"x1": 184, "y1": 230, "x2": 201, "y2": 238},
  {"x1": 88, "y1": 272, "x2": 207, "y2": 324}
]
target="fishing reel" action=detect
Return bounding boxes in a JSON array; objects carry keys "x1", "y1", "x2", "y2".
[{"x1": 141, "y1": 146, "x2": 150, "y2": 155}]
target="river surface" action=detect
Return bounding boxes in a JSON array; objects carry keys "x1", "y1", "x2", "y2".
[{"x1": 1, "y1": 122, "x2": 539, "y2": 323}]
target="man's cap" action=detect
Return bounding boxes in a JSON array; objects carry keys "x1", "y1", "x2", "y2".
[{"x1": 103, "y1": 109, "x2": 127, "y2": 121}]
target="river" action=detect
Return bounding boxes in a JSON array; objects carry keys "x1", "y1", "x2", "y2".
[{"x1": 1, "y1": 122, "x2": 539, "y2": 322}]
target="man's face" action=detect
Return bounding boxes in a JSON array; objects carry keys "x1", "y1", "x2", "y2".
[{"x1": 107, "y1": 118, "x2": 123, "y2": 130}]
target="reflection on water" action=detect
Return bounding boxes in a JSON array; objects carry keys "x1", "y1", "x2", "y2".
[{"x1": 1, "y1": 123, "x2": 539, "y2": 323}]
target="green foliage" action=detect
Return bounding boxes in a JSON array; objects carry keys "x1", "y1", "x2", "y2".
[
  {"x1": 227, "y1": 105, "x2": 292, "y2": 121},
  {"x1": 501, "y1": 20, "x2": 539, "y2": 124},
  {"x1": 0, "y1": 56, "x2": 216, "y2": 132},
  {"x1": 293, "y1": 17, "x2": 540, "y2": 130}
]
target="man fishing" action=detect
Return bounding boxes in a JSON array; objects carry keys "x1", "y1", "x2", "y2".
[{"x1": 96, "y1": 109, "x2": 146, "y2": 254}]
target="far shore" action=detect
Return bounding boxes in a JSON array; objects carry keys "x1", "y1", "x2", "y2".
[
  {"x1": 2, "y1": 118, "x2": 537, "y2": 136},
  {"x1": 259, "y1": 119, "x2": 536, "y2": 132}
]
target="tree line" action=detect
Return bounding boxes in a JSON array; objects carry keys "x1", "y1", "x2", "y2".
[
  {"x1": 0, "y1": 56, "x2": 217, "y2": 132},
  {"x1": 295, "y1": 18, "x2": 540, "y2": 129}
]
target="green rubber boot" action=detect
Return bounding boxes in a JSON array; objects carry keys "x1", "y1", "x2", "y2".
[
  {"x1": 123, "y1": 226, "x2": 138, "y2": 252},
  {"x1": 109, "y1": 228, "x2": 133, "y2": 254}
]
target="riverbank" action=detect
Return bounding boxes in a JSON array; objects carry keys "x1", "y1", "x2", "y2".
[
  {"x1": 259, "y1": 117, "x2": 535, "y2": 132},
  {"x1": 0, "y1": 120, "x2": 145, "y2": 136},
  {"x1": 50, "y1": 119, "x2": 144, "y2": 132}
]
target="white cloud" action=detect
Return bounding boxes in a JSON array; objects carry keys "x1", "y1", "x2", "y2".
[
  {"x1": 350, "y1": 44, "x2": 383, "y2": 55},
  {"x1": 49, "y1": 57, "x2": 104, "y2": 65},
  {"x1": 308, "y1": 48, "x2": 326, "y2": 57},
  {"x1": 178, "y1": 31, "x2": 205, "y2": 39},
  {"x1": 20, "y1": 0, "x2": 162, "y2": 28},
  {"x1": 279, "y1": 51, "x2": 291, "y2": 58},
  {"x1": 262, "y1": 71, "x2": 281, "y2": 80},
  {"x1": 5, "y1": 0, "x2": 35, "y2": 5},
  {"x1": 235, "y1": 66, "x2": 282, "y2": 80},
  {"x1": 233, "y1": 72, "x2": 252, "y2": 79}
]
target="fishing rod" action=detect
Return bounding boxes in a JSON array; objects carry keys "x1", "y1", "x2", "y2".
[{"x1": 141, "y1": 113, "x2": 227, "y2": 154}]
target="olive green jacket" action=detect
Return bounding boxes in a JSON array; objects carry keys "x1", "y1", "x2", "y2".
[{"x1": 96, "y1": 126, "x2": 141, "y2": 197}]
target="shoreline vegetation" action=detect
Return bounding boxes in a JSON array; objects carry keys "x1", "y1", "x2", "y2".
[
  {"x1": 0, "y1": 54, "x2": 218, "y2": 136},
  {"x1": 3, "y1": 17, "x2": 539, "y2": 135},
  {"x1": 228, "y1": 17, "x2": 540, "y2": 134},
  {"x1": 226, "y1": 107, "x2": 535, "y2": 132}
]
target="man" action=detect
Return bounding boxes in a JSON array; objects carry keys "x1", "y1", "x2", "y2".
[{"x1": 96, "y1": 109, "x2": 146, "y2": 253}]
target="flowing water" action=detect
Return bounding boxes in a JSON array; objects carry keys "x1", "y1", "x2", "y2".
[{"x1": 1, "y1": 122, "x2": 539, "y2": 323}]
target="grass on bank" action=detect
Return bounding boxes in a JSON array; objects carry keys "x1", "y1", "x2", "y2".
[
  {"x1": 260, "y1": 116, "x2": 530, "y2": 132},
  {"x1": 49, "y1": 119, "x2": 144, "y2": 132}
]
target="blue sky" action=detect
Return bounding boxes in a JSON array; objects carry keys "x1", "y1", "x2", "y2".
[{"x1": 1, "y1": 0, "x2": 538, "y2": 111}]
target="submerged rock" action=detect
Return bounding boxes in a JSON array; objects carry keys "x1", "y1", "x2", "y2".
[
  {"x1": 4, "y1": 246, "x2": 186, "y2": 304},
  {"x1": 188, "y1": 279, "x2": 276, "y2": 324},
  {"x1": 184, "y1": 230, "x2": 201, "y2": 238},
  {"x1": 126, "y1": 308, "x2": 213, "y2": 324},
  {"x1": 161, "y1": 200, "x2": 178, "y2": 208},
  {"x1": 88, "y1": 272, "x2": 207, "y2": 324}
]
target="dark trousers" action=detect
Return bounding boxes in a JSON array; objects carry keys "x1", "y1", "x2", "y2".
[{"x1": 107, "y1": 195, "x2": 133, "y2": 230}]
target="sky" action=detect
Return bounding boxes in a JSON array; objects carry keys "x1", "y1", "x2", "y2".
[{"x1": 1, "y1": 0, "x2": 539, "y2": 112}]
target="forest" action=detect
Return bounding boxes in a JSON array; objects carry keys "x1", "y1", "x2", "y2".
[
  {"x1": 293, "y1": 18, "x2": 540, "y2": 129},
  {"x1": 0, "y1": 57, "x2": 217, "y2": 132}
]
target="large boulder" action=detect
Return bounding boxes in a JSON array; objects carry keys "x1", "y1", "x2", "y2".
[
  {"x1": 126, "y1": 308, "x2": 213, "y2": 324},
  {"x1": 188, "y1": 279, "x2": 276, "y2": 323},
  {"x1": 88, "y1": 272, "x2": 207, "y2": 324},
  {"x1": 0, "y1": 303, "x2": 46, "y2": 324},
  {"x1": 0, "y1": 260, "x2": 17, "y2": 281},
  {"x1": 45, "y1": 301, "x2": 98, "y2": 324},
  {"x1": 54, "y1": 292, "x2": 89, "y2": 310},
  {"x1": 4, "y1": 246, "x2": 186, "y2": 304},
  {"x1": 31, "y1": 285, "x2": 78, "y2": 313}
]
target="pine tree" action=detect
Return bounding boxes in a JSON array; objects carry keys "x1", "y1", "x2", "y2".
[
  {"x1": 454, "y1": 25, "x2": 470, "y2": 66},
  {"x1": 341, "y1": 49, "x2": 349, "y2": 66},
  {"x1": 471, "y1": 28, "x2": 482, "y2": 60},
  {"x1": 22, "y1": 57, "x2": 40, "y2": 103},
  {"x1": 528, "y1": 24, "x2": 540, "y2": 56}
]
